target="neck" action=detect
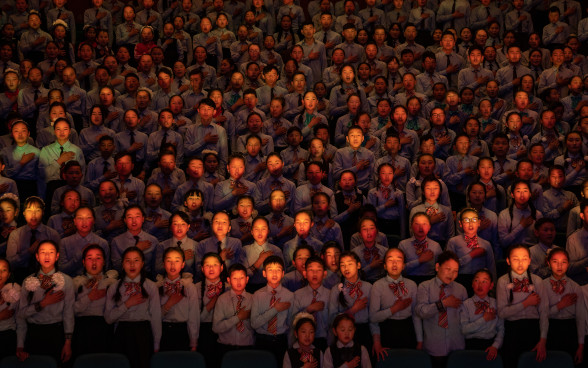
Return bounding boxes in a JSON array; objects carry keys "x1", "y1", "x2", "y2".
[
  {"x1": 78, "y1": 230, "x2": 91, "y2": 238},
  {"x1": 216, "y1": 234, "x2": 226, "y2": 242},
  {"x1": 514, "y1": 202, "x2": 528, "y2": 210},
  {"x1": 129, "y1": 229, "x2": 141, "y2": 236},
  {"x1": 57, "y1": 139, "x2": 68, "y2": 146},
  {"x1": 208, "y1": 277, "x2": 220, "y2": 284},
  {"x1": 41, "y1": 266, "x2": 55, "y2": 274},
  {"x1": 388, "y1": 273, "x2": 401, "y2": 280},
  {"x1": 268, "y1": 281, "x2": 280, "y2": 289},
  {"x1": 167, "y1": 274, "x2": 181, "y2": 281},
  {"x1": 346, "y1": 274, "x2": 359, "y2": 283}
]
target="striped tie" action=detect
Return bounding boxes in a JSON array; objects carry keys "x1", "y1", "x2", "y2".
[
  {"x1": 267, "y1": 289, "x2": 278, "y2": 335},
  {"x1": 438, "y1": 284, "x2": 448, "y2": 328},
  {"x1": 236, "y1": 295, "x2": 245, "y2": 332}
]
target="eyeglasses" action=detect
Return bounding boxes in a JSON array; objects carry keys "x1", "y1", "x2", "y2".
[{"x1": 461, "y1": 217, "x2": 479, "y2": 223}]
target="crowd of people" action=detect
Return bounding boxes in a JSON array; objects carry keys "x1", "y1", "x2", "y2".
[{"x1": 0, "y1": 0, "x2": 588, "y2": 367}]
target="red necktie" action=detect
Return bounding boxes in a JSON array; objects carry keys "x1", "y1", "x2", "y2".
[
  {"x1": 236, "y1": 295, "x2": 245, "y2": 332},
  {"x1": 270, "y1": 215, "x2": 284, "y2": 228},
  {"x1": 267, "y1": 289, "x2": 278, "y2": 335},
  {"x1": 426, "y1": 206, "x2": 439, "y2": 217},
  {"x1": 363, "y1": 247, "x2": 379, "y2": 262},
  {"x1": 164, "y1": 280, "x2": 182, "y2": 295},
  {"x1": 381, "y1": 187, "x2": 391, "y2": 200},
  {"x1": 389, "y1": 281, "x2": 408, "y2": 299},
  {"x1": 465, "y1": 235, "x2": 479, "y2": 249},
  {"x1": 513, "y1": 278, "x2": 530, "y2": 292},
  {"x1": 39, "y1": 274, "x2": 53, "y2": 290},
  {"x1": 206, "y1": 282, "x2": 223, "y2": 299},
  {"x1": 86, "y1": 275, "x2": 102, "y2": 289},
  {"x1": 438, "y1": 284, "x2": 448, "y2": 328},
  {"x1": 474, "y1": 300, "x2": 489, "y2": 314},
  {"x1": 345, "y1": 281, "x2": 363, "y2": 298},
  {"x1": 414, "y1": 239, "x2": 428, "y2": 256},
  {"x1": 124, "y1": 282, "x2": 142, "y2": 296},
  {"x1": 550, "y1": 279, "x2": 566, "y2": 295}
]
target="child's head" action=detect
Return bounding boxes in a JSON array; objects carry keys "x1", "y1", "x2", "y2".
[
  {"x1": 311, "y1": 192, "x2": 330, "y2": 218},
  {"x1": 528, "y1": 143, "x2": 545, "y2": 165},
  {"x1": 459, "y1": 208, "x2": 480, "y2": 237},
  {"x1": 0, "y1": 258, "x2": 11, "y2": 287},
  {"x1": 339, "y1": 251, "x2": 361, "y2": 282},
  {"x1": 467, "y1": 182, "x2": 487, "y2": 207},
  {"x1": 308, "y1": 138, "x2": 325, "y2": 159},
  {"x1": 245, "y1": 134, "x2": 262, "y2": 157},
  {"x1": 82, "y1": 244, "x2": 105, "y2": 276},
  {"x1": 211, "y1": 211, "x2": 231, "y2": 240},
  {"x1": 23, "y1": 196, "x2": 44, "y2": 228},
  {"x1": 477, "y1": 157, "x2": 494, "y2": 182},
  {"x1": 263, "y1": 255, "x2": 285, "y2": 287},
  {"x1": 435, "y1": 251, "x2": 459, "y2": 284},
  {"x1": 453, "y1": 134, "x2": 470, "y2": 155},
  {"x1": 227, "y1": 263, "x2": 248, "y2": 293},
  {"x1": 60, "y1": 189, "x2": 81, "y2": 215},
  {"x1": 533, "y1": 218, "x2": 556, "y2": 246},
  {"x1": 269, "y1": 190, "x2": 287, "y2": 213},
  {"x1": 346, "y1": 126, "x2": 364, "y2": 150},
  {"x1": 547, "y1": 248, "x2": 569, "y2": 279},
  {"x1": 201, "y1": 252, "x2": 223, "y2": 281},
  {"x1": 421, "y1": 176, "x2": 442, "y2": 204},
  {"x1": 491, "y1": 133, "x2": 509, "y2": 157},
  {"x1": 292, "y1": 244, "x2": 313, "y2": 274},
  {"x1": 510, "y1": 179, "x2": 531, "y2": 207},
  {"x1": 306, "y1": 162, "x2": 325, "y2": 186},
  {"x1": 472, "y1": 268, "x2": 493, "y2": 298},
  {"x1": 163, "y1": 247, "x2": 185, "y2": 280},
  {"x1": 123, "y1": 205, "x2": 145, "y2": 233},
  {"x1": 227, "y1": 154, "x2": 245, "y2": 180},
  {"x1": 170, "y1": 211, "x2": 190, "y2": 240},
  {"x1": 506, "y1": 244, "x2": 530, "y2": 275},
  {"x1": 36, "y1": 240, "x2": 59, "y2": 272},
  {"x1": 293, "y1": 313, "x2": 317, "y2": 348},
  {"x1": 332, "y1": 313, "x2": 356, "y2": 345},
  {"x1": 294, "y1": 210, "x2": 313, "y2": 238},
  {"x1": 61, "y1": 160, "x2": 83, "y2": 186},
  {"x1": 548, "y1": 165, "x2": 565, "y2": 190},
  {"x1": 236, "y1": 195, "x2": 254, "y2": 220},
  {"x1": 321, "y1": 241, "x2": 341, "y2": 273},
  {"x1": 0, "y1": 196, "x2": 18, "y2": 225},
  {"x1": 411, "y1": 212, "x2": 431, "y2": 240},
  {"x1": 384, "y1": 248, "x2": 405, "y2": 279}
]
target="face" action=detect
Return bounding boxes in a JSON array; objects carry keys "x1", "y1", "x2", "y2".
[
  {"x1": 423, "y1": 182, "x2": 441, "y2": 203},
  {"x1": 379, "y1": 165, "x2": 394, "y2": 187},
  {"x1": 23, "y1": 204, "x2": 43, "y2": 228},
  {"x1": 270, "y1": 191, "x2": 286, "y2": 212},
  {"x1": 293, "y1": 248, "x2": 311, "y2": 273},
  {"x1": 202, "y1": 255, "x2": 223, "y2": 281},
  {"x1": 0, "y1": 260, "x2": 10, "y2": 287},
  {"x1": 418, "y1": 156, "x2": 435, "y2": 176},
  {"x1": 11, "y1": 123, "x2": 30, "y2": 145},
  {"x1": 144, "y1": 185, "x2": 162, "y2": 208},
  {"x1": 436, "y1": 259, "x2": 459, "y2": 284},
  {"x1": 548, "y1": 252, "x2": 569, "y2": 279},
  {"x1": 346, "y1": 129, "x2": 364, "y2": 149},
  {"x1": 74, "y1": 207, "x2": 94, "y2": 234},
  {"x1": 535, "y1": 221, "x2": 556, "y2": 245},
  {"x1": 83, "y1": 248, "x2": 105, "y2": 276},
  {"x1": 334, "y1": 319, "x2": 355, "y2": 345},
  {"x1": 294, "y1": 212, "x2": 313, "y2": 237},
  {"x1": 460, "y1": 210, "x2": 480, "y2": 236},
  {"x1": 164, "y1": 250, "x2": 185, "y2": 279},
  {"x1": 221, "y1": 265, "x2": 245, "y2": 293},
  {"x1": 296, "y1": 322, "x2": 316, "y2": 348},
  {"x1": 340, "y1": 255, "x2": 360, "y2": 281},
  {"x1": 507, "y1": 114, "x2": 522, "y2": 132},
  {"x1": 312, "y1": 195, "x2": 329, "y2": 217},
  {"x1": 511, "y1": 182, "x2": 531, "y2": 206},
  {"x1": 549, "y1": 169, "x2": 565, "y2": 189},
  {"x1": 472, "y1": 272, "x2": 493, "y2": 298},
  {"x1": 0, "y1": 201, "x2": 16, "y2": 225},
  {"x1": 204, "y1": 155, "x2": 219, "y2": 173},
  {"x1": 360, "y1": 220, "x2": 377, "y2": 245},
  {"x1": 115, "y1": 155, "x2": 133, "y2": 176},
  {"x1": 124, "y1": 208, "x2": 144, "y2": 232},
  {"x1": 237, "y1": 198, "x2": 253, "y2": 219},
  {"x1": 455, "y1": 136, "x2": 470, "y2": 155},
  {"x1": 507, "y1": 247, "x2": 531, "y2": 275},
  {"x1": 227, "y1": 158, "x2": 245, "y2": 180},
  {"x1": 251, "y1": 219, "x2": 269, "y2": 244},
  {"x1": 98, "y1": 182, "x2": 118, "y2": 203},
  {"x1": 306, "y1": 164, "x2": 323, "y2": 185},
  {"x1": 187, "y1": 159, "x2": 204, "y2": 179},
  {"x1": 212, "y1": 213, "x2": 230, "y2": 238},
  {"x1": 4, "y1": 73, "x2": 19, "y2": 91},
  {"x1": 477, "y1": 160, "x2": 493, "y2": 181},
  {"x1": 411, "y1": 214, "x2": 431, "y2": 240},
  {"x1": 262, "y1": 260, "x2": 284, "y2": 285},
  {"x1": 123, "y1": 250, "x2": 144, "y2": 279},
  {"x1": 171, "y1": 214, "x2": 189, "y2": 239},
  {"x1": 385, "y1": 249, "x2": 404, "y2": 278},
  {"x1": 36, "y1": 243, "x2": 59, "y2": 271},
  {"x1": 184, "y1": 194, "x2": 202, "y2": 211}
]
